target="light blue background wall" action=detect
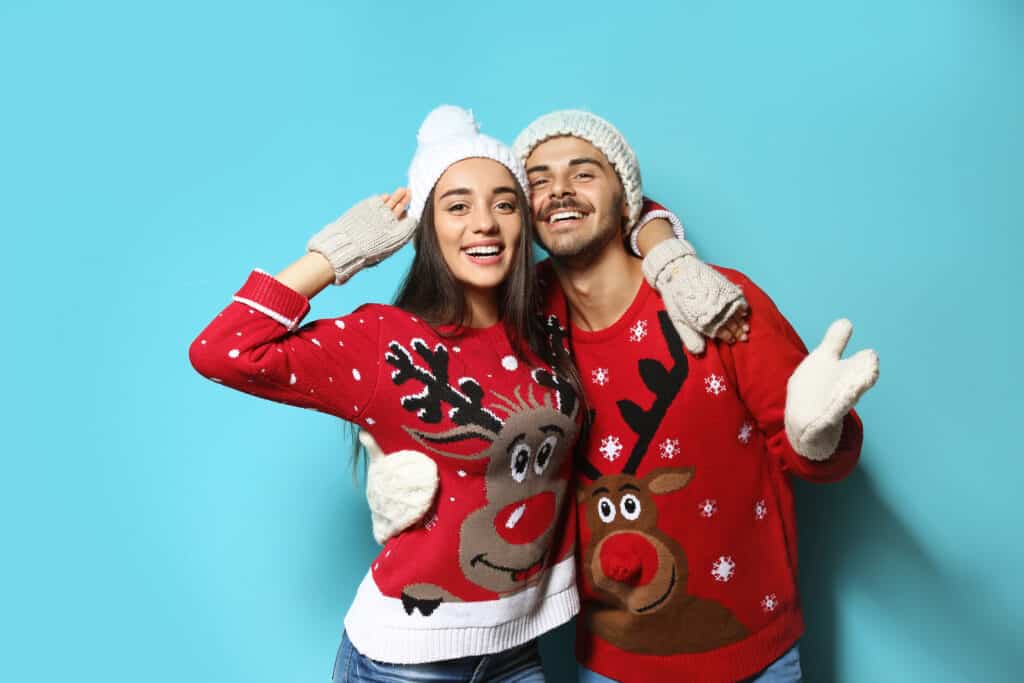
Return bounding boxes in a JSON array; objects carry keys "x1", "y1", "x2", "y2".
[{"x1": 1, "y1": 1, "x2": 1019, "y2": 681}]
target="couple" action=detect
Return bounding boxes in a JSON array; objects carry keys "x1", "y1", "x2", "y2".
[{"x1": 190, "y1": 106, "x2": 878, "y2": 682}]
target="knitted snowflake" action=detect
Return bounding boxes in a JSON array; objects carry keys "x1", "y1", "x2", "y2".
[
  {"x1": 599, "y1": 435, "x2": 624, "y2": 462},
  {"x1": 704, "y1": 374, "x2": 727, "y2": 395},
  {"x1": 738, "y1": 421, "x2": 754, "y2": 444},
  {"x1": 698, "y1": 499, "x2": 718, "y2": 518},
  {"x1": 711, "y1": 556, "x2": 736, "y2": 582},
  {"x1": 659, "y1": 438, "x2": 681, "y2": 460},
  {"x1": 761, "y1": 593, "x2": 779, "y2": 613},
  {"x1": 754, "y1": 500, "x2": 768, "y2": 520},
  {"x1": 591, "y1": 367, "x2": 610, "y2": 386},
  {"x1": 628, "y1": 320, "x2": 648, "y2": 343}
]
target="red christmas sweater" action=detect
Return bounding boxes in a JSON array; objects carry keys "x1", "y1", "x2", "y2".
[
  {"x1": 189, "y1": 270, "x2": 580, "y2": 664},
  {"x1": 541, "y1": 266, "x2": 862, "y2": 682}
]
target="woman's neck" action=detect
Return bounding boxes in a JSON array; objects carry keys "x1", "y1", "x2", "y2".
[{"x1": 463, "y1": 286, "x2": 500, "y2": 328}]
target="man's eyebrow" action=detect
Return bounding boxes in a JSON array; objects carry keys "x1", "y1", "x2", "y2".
[
  {"x1": 525, "y1": 164, "x2": 549, "y2": 174},
  {"x1": 438, "y1": 187, "x2": 471, "y2": 200},
  {"x1": 569, "y1": 157, "x2": 603, "y2": 168}
]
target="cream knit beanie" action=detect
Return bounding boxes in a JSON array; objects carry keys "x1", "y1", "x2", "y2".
[
  {"x1": 513, "y1": 110, "x2": 643, "y2": 229},
  {"x1": 407, "y1": 105, "x2": 528, "y2": 222}
]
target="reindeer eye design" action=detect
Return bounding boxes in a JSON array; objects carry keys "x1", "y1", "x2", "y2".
[
  {"x1": 534, "y1": 435, "x2": 559, "y2": 475},
  {"x1": 620, "y1": 493, "x2": 642, "y2": 521},
  {"x1": 509, "y1": 442, "x2": 531, "y2": 482},
  {"x1": 597, "y1": 496, "x2": 616, "y2": 523}
]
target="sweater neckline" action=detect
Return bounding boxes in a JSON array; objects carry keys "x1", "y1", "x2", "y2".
[{"x1": 569, "y1": 279, "x2": 654, "y2": 345}]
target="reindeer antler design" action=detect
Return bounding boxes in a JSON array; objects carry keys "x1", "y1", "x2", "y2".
[
  {"x1": 385, "y1": 338, "x2": 503, "y2": 433},
  {"x1": 616, "y1": 311, "x2": 689, "y2": 475},
  {"x1": 541, "y1": 314, "x2": 570, "y2": 362}
]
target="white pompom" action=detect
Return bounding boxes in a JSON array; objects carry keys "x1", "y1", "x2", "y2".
[{"x1": 417, "y1": 105, "x2": 478, "y2": 144}]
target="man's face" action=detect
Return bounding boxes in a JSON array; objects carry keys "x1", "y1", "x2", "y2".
[{"x1": 524, "y1": 136, "x2": 627, "y2": 262}]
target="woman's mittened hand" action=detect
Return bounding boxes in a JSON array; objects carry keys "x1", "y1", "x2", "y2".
[{"x1": 307, "y1": 192, "x2": 418, "y2": 285}]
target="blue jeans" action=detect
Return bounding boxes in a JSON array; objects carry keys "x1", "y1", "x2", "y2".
[
  {"x1": 332, "y1": 631, "x2": 546, "y2": 682},
  {"x1": 577, "y1": 643, "x2": 802, "y2": 683}
]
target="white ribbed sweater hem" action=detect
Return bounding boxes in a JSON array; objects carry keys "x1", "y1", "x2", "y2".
[{"x1": 343, "y1": 557, "x2": 579, "y2": 664}]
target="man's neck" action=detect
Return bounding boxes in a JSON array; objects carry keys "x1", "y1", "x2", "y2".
[{"x1": 551, "y1": 239, "x2": 644, "y2": 332}]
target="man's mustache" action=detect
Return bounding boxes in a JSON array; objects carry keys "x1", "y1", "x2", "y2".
[{"x1": 536, "y1": 197, "x2": 593, "y2": 222}]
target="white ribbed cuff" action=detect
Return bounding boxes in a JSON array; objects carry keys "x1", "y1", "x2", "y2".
[{"x1": 629, "y1": 209, "x2": 685, "y2": 257}]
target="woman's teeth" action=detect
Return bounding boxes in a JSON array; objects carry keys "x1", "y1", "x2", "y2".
[{"x1": 465, "y1": 245, "x2": 502, "y2": 256}]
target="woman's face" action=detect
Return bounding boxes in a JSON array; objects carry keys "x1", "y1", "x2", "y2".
[{"x1": 432, "y1": 158, "x2": 522, "y2": 293}]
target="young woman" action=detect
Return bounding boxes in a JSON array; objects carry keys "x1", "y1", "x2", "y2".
[{"x1": 190, "y1": 106, "x2": 585, "y2": 681}]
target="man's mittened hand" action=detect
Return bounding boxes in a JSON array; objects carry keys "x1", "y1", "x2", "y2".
[
  {"x1": 642, "y1": 239, "x2": 749, "y2": 355},
  {"x1": 361, "y1": 431, "x2": 439, "y2": 544},
  {"x1": 785, "y1": 319, "x2": 879, "y2": 461}
]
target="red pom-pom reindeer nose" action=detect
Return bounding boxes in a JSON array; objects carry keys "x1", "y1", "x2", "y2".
[
  {"x1": 599, "y1": 533, "x2": 659, "y2": 586},
  {"x1": 494, "y1": 491, "x2": 556, "y2": 544}
]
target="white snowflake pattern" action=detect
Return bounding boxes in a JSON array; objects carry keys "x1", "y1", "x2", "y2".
[
  {"x1": 761, "y1": 593, "x2": 779, "y2": 613},
  {"x1": 711, "y1": 556, "x2": 736, "y2": 582},
  {"x1": 659, "y1": 438, "x2": 681, "y2": 460},
  {"x1": 704, "y1": 374, "x2": 727, "y2": 396},
  {"x1": 592, "y1": 367, "x2": 610, "y2": 386},
  {"x1": 628, "y1": 319, "x2": 648, "y2": 343},
  {"x1": 698, "y1": 499, "x2": 718, "y2": 518},
  {"x1": 599, "y1": 435, "x2": 624, "y2": 462},
  {"x1": 755, "y1": 500, "x2": 768, "y2": 520},
  {"x1": 738, "y1": 421, "x2": 754, "y2": 444}
]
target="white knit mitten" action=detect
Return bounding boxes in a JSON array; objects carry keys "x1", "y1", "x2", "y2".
[
  {"x1": 785, "y1": 319, "x2": 879, "y2": 461},
  {"x1": 360, "y1": 431, "x2": 439, "y2": 545},
  {"x1": 642, "y1": 239, "x2": 748, "y2": 355},
  {"x1": 308, "y1": 196, "x2": 417, "y2": 285}
]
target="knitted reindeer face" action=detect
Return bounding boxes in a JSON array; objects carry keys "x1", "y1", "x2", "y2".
[{"x1": 386, "y1": 338, "x2": 579, "y2": 595}]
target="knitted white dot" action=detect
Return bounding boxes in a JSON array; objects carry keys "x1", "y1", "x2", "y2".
[{"x1": 501, "y1": 355, "x2": 518, "y2": 371}]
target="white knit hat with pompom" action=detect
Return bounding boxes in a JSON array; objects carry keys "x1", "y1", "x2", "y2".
[{"x1": 407, "y1": 105, "x2": 528, "y2": 221}]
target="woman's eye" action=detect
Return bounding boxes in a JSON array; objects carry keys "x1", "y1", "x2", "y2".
[
  {"x1": 495, "y1": 201, "x2": 516, "y2": 212},
  {"x1": 447, "y1": 202, "x2": 469, "y2": 213}
]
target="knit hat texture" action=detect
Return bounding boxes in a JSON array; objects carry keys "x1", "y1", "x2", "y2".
[
  {"x1": 407, "y1": 105, "x2": 528, "y2": 222},
  {"x1": 513, "y1": 110, "x2": 643, "y2": 229}
]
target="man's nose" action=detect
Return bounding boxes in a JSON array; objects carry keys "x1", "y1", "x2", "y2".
[{"x1": 550, "y1": 174, "x2": 574, "y2": 198}]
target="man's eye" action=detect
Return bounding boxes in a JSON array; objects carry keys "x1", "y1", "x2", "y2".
[
  {"x1": 574, "y1": 172, "x2": 592, "y2": 180},
  {"x1": 529, "y1": 178, "x2": 548, "y2": 188}
]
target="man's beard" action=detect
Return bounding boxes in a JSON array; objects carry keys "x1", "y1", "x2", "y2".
[{"x1": 535, "y1": 196, "x2": 621, "y2": 266}]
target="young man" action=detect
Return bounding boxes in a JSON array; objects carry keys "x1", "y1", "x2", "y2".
[{"x1": 369, "y1": 110, "x2": 879, "y2": 682}]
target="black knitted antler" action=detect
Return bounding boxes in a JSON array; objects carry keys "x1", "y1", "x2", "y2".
[
  {"x1": 617, "y1": 311, "x2": 688, "y2": 475},
  {"x1": 385, "y1": 339, "x2": 502, "y2": 433}
]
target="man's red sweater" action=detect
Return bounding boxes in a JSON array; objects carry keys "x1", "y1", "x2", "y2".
[{"x1": 543, "y1": 267, "x2": 862, "y2": 682}]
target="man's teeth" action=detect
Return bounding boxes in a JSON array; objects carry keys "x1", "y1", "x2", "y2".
[
  {"x1": 465, "y1": 245, "x2": 502, "y2": 256},
  {"x1": 550, "y1": 211, "x2": 583, "y2": 223}
]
